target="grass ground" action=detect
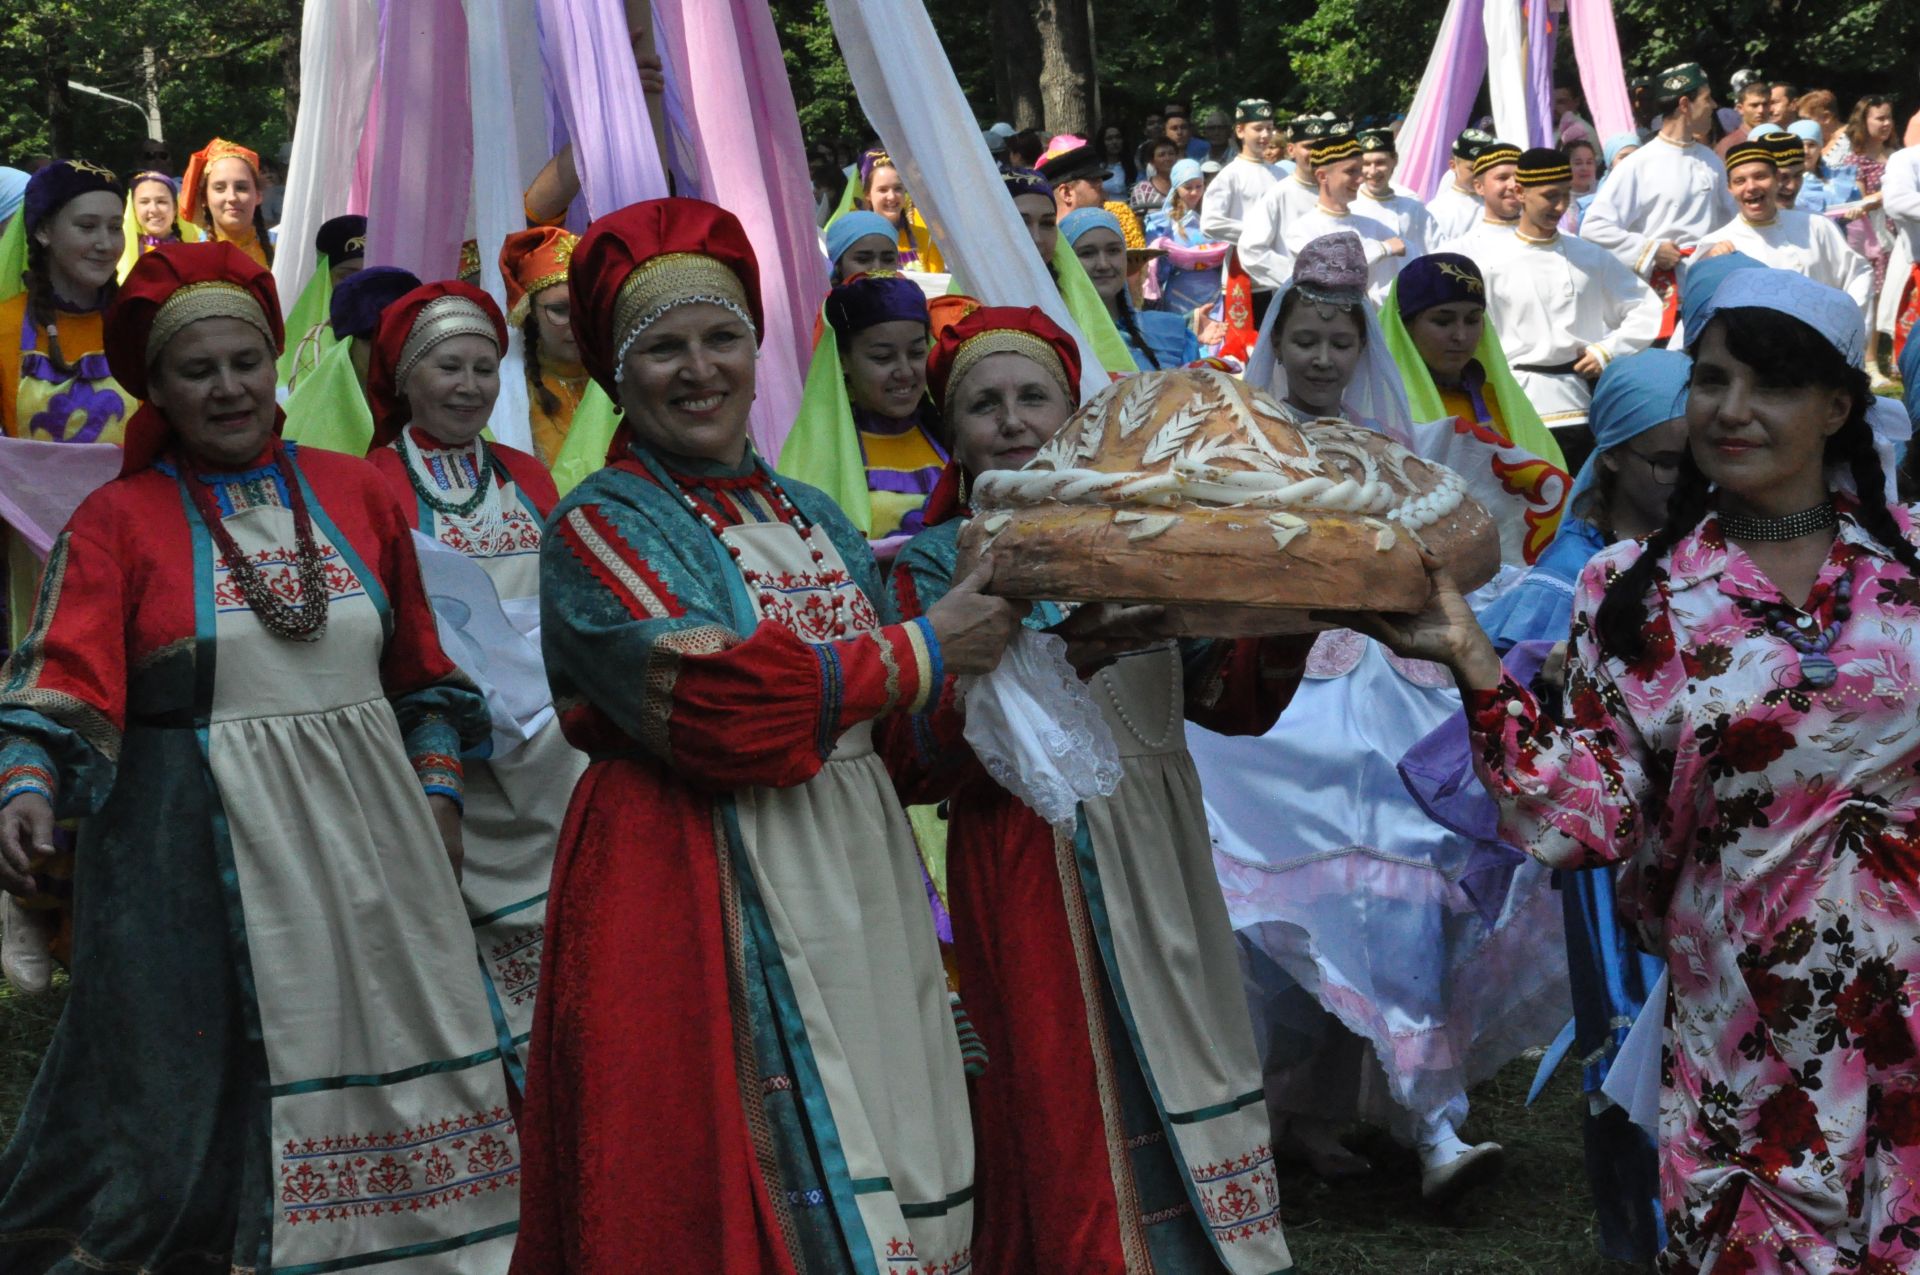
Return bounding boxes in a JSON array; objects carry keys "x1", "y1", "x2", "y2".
[{"x1": 0, "y1": 975, "x2": 1643, "y2": 1273}]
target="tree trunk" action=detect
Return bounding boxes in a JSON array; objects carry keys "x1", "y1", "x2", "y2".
[
  {"x1": 280, "y1": 0, "x2": 302, "y2": 136},
  {"x1": 43, "y1": 21, "x2": 73, "y2": 158},
  {"x1": 1031, "y1": 0, "x2": 1093, "y2": 137},
  {"x1": 992, "y1": 0, "x2": 1044, "y2": 131},
  {"x1": 1209, "y1": 0, "x2": 1241, "y2": 92}
]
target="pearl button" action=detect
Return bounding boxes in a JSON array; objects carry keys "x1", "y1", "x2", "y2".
[
  {"x1": 1506, "y1": 700, "x2": 1525, "y2": 718},
  {"x1": 1794, "y1": 615, "x2": 1813, "y2": 629}
]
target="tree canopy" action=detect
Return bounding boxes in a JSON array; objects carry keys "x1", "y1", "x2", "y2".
[{"x1": 4, "y1": 0, "x2": 1915, "y2": 173}]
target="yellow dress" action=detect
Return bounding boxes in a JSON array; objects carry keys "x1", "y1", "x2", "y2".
[
  {"x1": 529, "y1": 350, "x2": 592, "y2": 468},
  {"x1": 212, "y1": 225, "x2": 270, "y2": 268}
]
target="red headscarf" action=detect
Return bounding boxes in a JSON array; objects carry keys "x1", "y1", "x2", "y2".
[
  {"x1": 179, "y1": 138, "x2": 262, "y2": 226},
  {"x1": 567, "y1": 197, "x2": 764, "y2": 402},
  {"x1": 366, "y1": 280, "x2": 509, "y2": 447},
  {"x1": 105, "y1": 241, "x2": 284, "y2": 476},
  {"x1": 925, "y1": 305, "x2": 1081, "y2": 419},
  {"x1": 922, "y1": 305, "x2": 1082, "y2": 527}
]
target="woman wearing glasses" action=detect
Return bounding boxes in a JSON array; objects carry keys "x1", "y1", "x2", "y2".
[{"x1": 500, "y1": 227, "x2": 590, "y2": 468}]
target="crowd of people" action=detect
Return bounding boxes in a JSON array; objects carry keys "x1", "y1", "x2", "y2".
[{"x1": 0, "y1": 28, "x2": 1918, "y2": 1275}]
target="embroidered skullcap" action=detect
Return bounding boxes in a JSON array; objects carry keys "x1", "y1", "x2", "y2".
[
  {"x1": 499, "y1": 225, "x2": 579, "y2": 323},
  {"x1": 1290, "y1": 232, "x2": 1368, "y2": 306},
  {"x1": 1657, "y1": 62, "x2": 1708, "y2": 99},
  {"x1": 1236, "y1": 99, "x2": 1274, "y2": 124},
  {"x1": 1515, "y1": 147, "x2": 1573, "y2": 186},
  {"x1": 1039, "y1": 143, "x2": 1107, "y2": 186},
  {"x1": 1308, "y1": 132, "x2": 1361, "y2": 167},
  {"x1": 457, "y1": 239, "x2": 481, "y2": 283},
  {"x1": 315, "y1": 214, "x2": 367, "y2": 263},
  {"x1": 825, "y1": 211, "x2": 899, "y2": 266},
  {"x1": 1358, "y1": 129, "x2": 1396, "y2": 156},
  {"x1": 1693, "y1": 268, "x2": 1866, "y2": 370},
  {"x1": 1764, "y1": 134, "x2": 1805, "y2": 170},
  {"x1": 927, "y1": 305, "x2": 1081, "y2": 420},
  {"x1": 1301, "y1": 117, "x2": 1330, "y2": 141},
  {"x1": 1472, "y1": 143, "x2": 1522, "y2": 176},
  {"x1": 823, "y1": 271, "x2": 930, "y2": 343},
  {"x1": 1678, "y1": 250, "x2": 1765, "y2": 341},
  {"x1": 1724, "y1": 141, "x2": 1776, "y2": 173},
  {"x1": 367, "y1": 280, "x2": 509, "y2": 441},
  {"x1": 1729, "y1": 68, "x2": 1764, "y2": 94},
  {"x1": 23, "y1": 159, "x2": 124, "y2": 233},
  {"x1": 1003, "y1": 168, "x2": 1054, "y2": 202},
  {"x1": 180, "y1": 138, "x2": 260, "y2": 225},
  {"x1": 569, "y1": 197, "x2": 763, "y2": 399},
  {"x1": 1395, "y1": 253, "x2": 1486, "y2": 319},
  {"x1": 1452, "y1": 128, "x2": 1497, "y2": 161},
  {"x1": 328, "y1": 266, "x2": 422, "y2": 341},
  {"x1": 1060, "y1": 207, "x2": 1125, "y2": 248},
  {"x1": 1602, "y1": 133, "x2": 1642, "y2": 166},
  {"x1": 1566, "y1": 349, "x2": 1693, "y2": 519},
  {"x1": 1786, "y1": 119, "x2": 1825, "y2": 145},
  {"x1": 105, "y1": 241, "x2": 284, "y2": 475}
]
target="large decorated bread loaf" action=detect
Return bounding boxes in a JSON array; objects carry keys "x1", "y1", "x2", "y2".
[{"x1": 957, "y1": 368, "x2": 1499, "y2": 635}]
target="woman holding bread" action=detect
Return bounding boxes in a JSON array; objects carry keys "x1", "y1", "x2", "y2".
[
  {"x1": 1358, "y1": 269, "x2": 1920, "y2": 1273},
  {"x1": 889, "y1": 304, "x2": 1304, "y2": 1275}
]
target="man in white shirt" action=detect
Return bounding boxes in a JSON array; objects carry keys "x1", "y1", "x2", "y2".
[
  {"x1": 1196, "y1": 98, "x2": 1280, "y2": 248},
  {"x1": 1356, "y1": 128, "x2": 1436, "y2": 258},
  {"x1": 1878, "y1": 142, "x2": 1920, "y2": 370},
  {"x1": 1238, "y1": 118, "x2": 1332, "y2": 293},
  {"x1": 1280, "y1": 132, "x2": 1408, "y2": 304},
  {"x1": 1580, "y1": 61, "x2": 1734, "y2": 338},
  {"x1": 1460, "y1": 147, "x2": 1663, "y2": 461},
  {"x1": 1699, "y1": 138, "x2": 1871, "y2": 325},
  {"x1": 1427, "y1": 128, "x2": 1498, "y2": 246},
  {"x1": 1443, "y1": 143, "x2": 1524, "y2": 257}
]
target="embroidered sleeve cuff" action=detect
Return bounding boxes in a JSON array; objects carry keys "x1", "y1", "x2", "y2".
[{"x1": 0, "y1": 737, "x2": 57, "y2": 808}]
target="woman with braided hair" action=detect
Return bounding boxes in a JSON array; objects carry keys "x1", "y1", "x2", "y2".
[
  {"x1": 1062, "y1": 206, "x2": 1199, "y2": 371},
  {"x1": 1355, "y1": 267, "x2": 1920, "y2": 1273},
  {"x1": 180, "y1": 139, "x2": 273, "y2": 268}
]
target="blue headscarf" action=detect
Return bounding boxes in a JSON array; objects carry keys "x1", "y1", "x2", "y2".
[
  {"x1": 824, "y1": 211, "x2": 898, "y2": 267},
  {"x1": 1565, "y1": 349, "x2": 1693, "y2": 522},
  {"x1": 1060, "y1": 206, "x2": 1124, "y2": 247},
  {"x1": 1678, "y1": 250, "x2": 1766, "y2": 344},
  {"x1": 0, "y1": 168, "x2": 26, "y2": 225},
  {"x1": 1787, "y1": 120, "x2": 1825, "y2": 146},
  {"x1": 1601, "y1": 134, "x2": 1641, "y2": 168}
]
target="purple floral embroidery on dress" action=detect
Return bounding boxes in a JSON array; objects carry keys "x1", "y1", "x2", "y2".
[{"x1": 19, "y1": 349, "x2": 127, "y2": 443}]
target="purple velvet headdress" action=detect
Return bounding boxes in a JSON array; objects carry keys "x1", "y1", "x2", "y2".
[
  {"x1": 823, "y1": 272, "x2": 930, "y2": 341},
  {"x1": 329, "y1": 266, "x2": 425, "y2": 340},
  {"x1": 1396, "y1": 252, "x2": 1486, "y2": 319},
  {"x1": 23, "y1": 159, "x2": 124, "y2": 232}
]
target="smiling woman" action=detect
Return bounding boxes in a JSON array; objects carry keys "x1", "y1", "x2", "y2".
[
  {"x1": 513, "y1": 197, "x2": 1019, "y2": 1274},
  {"x1": 1062, "y1": 205, "x2": 1197, "y2": 371},
  {"x1": 0, "y1": 242, "x2": 517, "y2": 1273},
  {"x1": 180, "y1": 138, "x2": 272, "y2": 268}
]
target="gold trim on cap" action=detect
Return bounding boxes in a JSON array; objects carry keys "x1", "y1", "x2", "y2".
[
  {"x1": 1472, "y1": 146, "x2": 1522, "y2": 176},
  {"x1": 611, "y1": 253, "x2": 754, "y2": 363},
  {"x1": 945, "y1": 329, "x2": 1072, "y2": 416},
  {"x1": 146, "y1": 281, "x2": 275, "y2": 364},
  {"x1": 395, "y1": 295, "x2": 499, "y2": 390}
]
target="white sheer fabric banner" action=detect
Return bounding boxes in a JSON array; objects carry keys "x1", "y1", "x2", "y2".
[
  {"x1": 465, "y1": 0, "x2": 535, "y2": 451},
  {"x1": 1484, "y1": 0, "x2": 1532, "y2": 149},
  {"x1": 824, "y1": 0, "x2": 1106, "y2": 400},
  {"x1": 274, "y1": 0, "x2": 378, "y2": 316}
]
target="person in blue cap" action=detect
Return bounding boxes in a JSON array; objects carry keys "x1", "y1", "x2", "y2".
[
  {"x1": 824, "y1": 209, "x2": 901, "y2": 284},
  {"x1": 1061, "y1": 206, "x2": 1196, "y2": 370}
]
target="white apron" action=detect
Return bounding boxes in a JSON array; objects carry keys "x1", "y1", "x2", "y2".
[
  {"x1": 1075, "y1": 647, "x2": 1293, "y2": 1274},
  {"x1": 723, "y1": 516, "x2": 975, "y2": 1275},
  {"x1": 196, "y1": 482, "x2": 518, "y2": 1272}
]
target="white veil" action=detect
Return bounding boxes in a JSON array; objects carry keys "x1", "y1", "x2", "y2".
[{"x1": 1246, "y1": 229, "x2": 1416, "y2": 447}]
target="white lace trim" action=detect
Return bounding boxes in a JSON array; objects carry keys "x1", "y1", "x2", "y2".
[{"x1": 960, "y1": 629, "x2": 1123, "y2": 828}]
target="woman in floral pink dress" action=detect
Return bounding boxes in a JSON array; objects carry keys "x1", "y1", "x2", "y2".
[{"x1": 1352, "y1": 267, "x2": 1920, "y2": 1274}]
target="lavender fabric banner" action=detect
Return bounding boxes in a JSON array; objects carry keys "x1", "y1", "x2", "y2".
[
  {"x1": 652, "y1": 0, "x2": 825, "y2": 460},
  {"x1": 0, "y1": 438, "x2": 121, "y2": 559},
  {"x1": 1567, "y1": 0, "x2": 1635, "y2": 143},
  {"x1": 1526, "y1": 0, "x2": 1555, "y2": 149},
  {"x1": 534, "y1": 0, "x2": 669, "y2": 219},
  {"x1": 365, "y1": 0, "x2": 473, "y2": 282},
  {"x1": 1395, "y1": 0, "x2": 1490, "y2": 201}
]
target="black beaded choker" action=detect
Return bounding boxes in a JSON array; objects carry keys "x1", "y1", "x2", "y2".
[{"x1": 1718, "y1": 501, "x2": 1837, "y2": 543}]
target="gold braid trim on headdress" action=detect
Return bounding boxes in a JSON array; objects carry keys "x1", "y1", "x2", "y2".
[
  {"x1": 610, "y1": 253, "x2": 756, "y2": 382},
  {"x1": 946, "y1": 330, "x2": 1073, "y2": 415},
  {"x1": 396, "y1": 296, "x2": 499, "y2": 389},
  {"x1": 146, "y1": 282, "x2": 275, "y2": 364}
]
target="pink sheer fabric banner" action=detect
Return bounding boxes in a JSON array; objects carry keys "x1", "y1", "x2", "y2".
[
  {"x1": 535, "y1": 0, "x2": 670, "y2": 218},
  {"x1": 1568, "y1": 0, "x2": 1634, "y2": 142},
  {"x1": 652, "y1": 0, "x2": 825, "y2": 461},
  {"x1": 365, "y1": 0, "x2": 473, "y2": 282},
  {"x1": 1396, "y1": 0, "x2": 1489, "y2": 201},
  {"x1": 0, "y1": 439, "x2": 121, "y2": 559}
]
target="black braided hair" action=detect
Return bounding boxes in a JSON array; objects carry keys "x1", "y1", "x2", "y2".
[
  {"x1": 23, "y1": 235, "x2": 120, "y2": 379},
  {"x1": 252, "y1": 205, "x2": 275, "y2": 267},
  {"x1": 1596, "y1": 305, "x2": 1920, "y2": 662},
  {"x1": 521, "y1": 312, "x2": 560, "y2": 418},
  {"x1": 1114, "y1": 296, "x2": 1163, "y2": 370}
]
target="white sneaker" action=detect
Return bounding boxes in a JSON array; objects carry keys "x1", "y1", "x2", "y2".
[
  {"x1": 1419, "y1": 1139, "x2": 1504, "y2": 1202},
  {"x1": 1, "y1": 894, "x2": 55, "y2": 995}
]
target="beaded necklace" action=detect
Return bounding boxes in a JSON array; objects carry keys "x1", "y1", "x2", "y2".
[
  {"x1": 1737, "y1": 574, "x2": 1853, "y2": 691},
  {"x1": 182, "y1": 441, "x2": 330, "y2": 642},
  {"x1": 402, "y1": 430, "x2": 505, "y2": 519}
]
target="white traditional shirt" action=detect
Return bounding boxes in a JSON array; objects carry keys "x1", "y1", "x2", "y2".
[
  {"x1": 1357, "y1": 186, "x2": 1436, "y2": 258},
  {"x1": 1700, "y1": 210, "x2": 1873, "y2": 323},
  {"x1": 1881, "y1": 144, "x2": 1920, "y2": 258},
  {"x1": 1457, "y1": 223, "x2": 1664, "y2": 427},
  {"x1": 1426, "y1": 182, "x2": 1484, "y2": 250},
  {"x1": 1196, "y1": 155, "x2": 1280, "y2": 247},
  {"x1": 1282, "y1": 205, "x2": 1407, "y2": 306},
  {"x1": 1580, "y1": 135, "x2": 1734, "y2": 277},
  {"x1": 1238, "y1": 172, "x2": 1326, "y2": 291}
]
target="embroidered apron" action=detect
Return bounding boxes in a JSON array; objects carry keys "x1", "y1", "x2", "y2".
[
  {"x1": 188, "y1": 469, "x2": 519, "y2": 1272},
  {"x1": 1069, "y1": 647, "x2": 1294, "y2": 1274},
  {"x1": 720, "y1": 514, "x2": 975, "y2": 1275},
  {"x1": 415, "y1": 445, "x2": 584, "y2": 1078}
]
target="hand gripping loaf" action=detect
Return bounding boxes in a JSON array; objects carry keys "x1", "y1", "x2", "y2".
[{"x1": 956, "y1": 367, "x2": 1500, "y2": 635}]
